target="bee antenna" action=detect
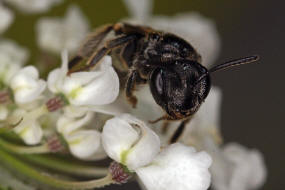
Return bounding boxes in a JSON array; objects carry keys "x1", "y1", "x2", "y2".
[
  {"x1": 193, "y1": 55, "x2": 259, "y2": 88},
  {"x1": 209, "y1": 55, "x2": 259, "y2": 73}
]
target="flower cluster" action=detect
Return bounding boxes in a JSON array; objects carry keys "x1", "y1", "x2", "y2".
[{"x1": 0, "y1": 0, "x2": 267, "y2": 190}]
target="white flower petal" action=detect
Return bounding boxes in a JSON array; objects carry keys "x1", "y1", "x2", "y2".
[
  {"x1": 0, "y1": 5, "x2": 14, "y2": 34},
  {"x1": 63, "y1": 105, "x2": 89, "y2": 118},
  {"x1": 102, "y1": 114, "x2": 160, "y2": 170},
  {"x1": 66, "y1": 130, "x2": 105, "y2": 161},
  {"x1": 123, "y1": 0, "x2": 152, "y2": 22},
  {"x1": 36, "y1": 5, "x2": 89, "y2": 54},
  {"x1": 136, "y1": 143, "x2": 212, "y2": 190},
  {"x1": 211, "y1": 143, "x2": 266, "y2": 190},
  {"x1": 10, "y1": 66, "x2": 46, "y2": 104},
  {"x1": 149, "y1": 13, "x2": 220, "y2": 67},
  {"x1": 4, "y1": 0, "x2": 62, "y2": 13},
  {"x1": 57, "y1": 111, "x2": 94, "y2": 135},
  {"x1": 68, "y1": 57, "x2": 119, "y2": 106}
]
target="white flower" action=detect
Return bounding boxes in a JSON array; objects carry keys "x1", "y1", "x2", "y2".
[
  {"x1": 10, "y1": 66, "x2": 46, "y2": 104},
  {"x1": 136, "y1": 143, "x2": 212, "y2": 190},
  {"x1": 102, "y1": 114, "x2": 160, "y2": 170},
  {"x1": 47, "y1": 51, "x2": 120, "y2": 108},
  {"x1": 0, "y1": 5, "x2": 14, "y2": 34},
  {"x1": 211, "y1": 143, "x2": 266, "y2": 190},
  {"x1": 57, "y1": 111, "x2": 94, "y2": 135},
  {"x1": 12, "y1": 109, "x2": 43, "y2": 145},
  {"x1": 36, "y1": 5, "x2": 89, "y2": 54},
  {"x1": 0, "y1": 40, "x2": 29, "y2": 85},
  {"x1": 66, "y1": 130, "x2": 106, "y2": 161},
  {"x1": 4, "y1": 0, "x2": 62, "y2": 14}
]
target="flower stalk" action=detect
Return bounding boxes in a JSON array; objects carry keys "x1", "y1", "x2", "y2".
[
  {"x1": 0, "y1": 148, "x2": 115, "y2": 189},
  {"x1": 23, "y1": 154, "x2": 109, "y2": 177},
  {"x1": 0, "y1": 138, "x2": 50, "y2": 154}
]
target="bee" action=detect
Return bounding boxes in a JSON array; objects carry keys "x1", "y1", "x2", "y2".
[{"x1": 68, "y1": 23, "x2": 258, "y2": 142}]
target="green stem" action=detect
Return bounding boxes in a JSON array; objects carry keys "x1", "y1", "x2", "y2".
[
  {"x1": 24, "y1": 154, "x2": 108, "y2": 177},
  {"x1": 0, "y1": 149, "x2": 114, "y2": 189},
  {"x1": 0, "y1": 137, "x2": 108, "y2": 177},
  {"x1": 0, "y1": 138, "x2": 50, "y2": 154}
]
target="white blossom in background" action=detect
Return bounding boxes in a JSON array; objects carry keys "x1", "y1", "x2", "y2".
[
  {"x1": 0, "y1": 5, "x2": 14, "y2": 34},
  {"x1": 102, "y1": 114, "x2": 160, "y2": 170},
  {"x1": 0, "y1": 40, "x2": 29, "y2": 86},
  {"x1": 3, "y1": 0, "x2": 62, "y2": 14},
  {"x1": 12, "y1": 108, "x2": 43, "y2": 145},
  {"x1": 122, "y1": 0, "x2": 152, "y2": 22},
  {"x1": 211, "y1": 143, "x2": 266, "y2": 190},
  {"x1": 10, "y1": 66, "x2": 46, "y2": 104},
  {"x1": 36, "y1": 5, "x2": 89, "y2": 55},
  {"x1": 137, "y1": 143, "x2": 212, "y2": 190},
  {"x1": 47, "y1": 51, "x2": 120, "y2": 109},
  {"x1": 122, "y1": 0, "x2": 220, "y2": 67}
]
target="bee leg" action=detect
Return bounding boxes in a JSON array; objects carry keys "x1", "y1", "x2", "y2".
[
  {"x1": 169, "y1": 118, "x2": 191, "y2": 144},
  {"x1": 149, "y1": 115, "x2": 175, "y2": 124},
  {"x1": 68, "y1": 34, "x2": 137, "y2": 74},
  {"x1": 68, "y1": 24, "x2": 114, "y2": 70},
  {"x1": 125, "y1": 70, "x2": 139, "y2": 108},
  {"x1": 161, "y1": 121, "x2": 170, "y2": 134}
]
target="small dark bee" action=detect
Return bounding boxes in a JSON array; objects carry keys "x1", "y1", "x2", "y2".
[{"x1": 68, "y1": 23, "x2": 258, "y2": 142}]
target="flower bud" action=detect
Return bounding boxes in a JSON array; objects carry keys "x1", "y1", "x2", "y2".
[
  {"x1": 102, "y1": 114, "x2": 160, "y2": 170},
  {"x1": 10, "y1": 66, "x2": 46, "y2": 104}
]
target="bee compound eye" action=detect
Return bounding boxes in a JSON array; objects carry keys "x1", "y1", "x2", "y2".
[{"x1": 150, "y1": 68, "x2": 164, "y2": 97}]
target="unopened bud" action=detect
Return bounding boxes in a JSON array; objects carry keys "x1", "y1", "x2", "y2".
[
  {"x1": 109, "y1": 162, "x2": 132, "y2": 184},
  {"x1": 47, "y1": 135, "x2": 67, "y2": 153},
  {"x1": 46, "y1": 95, "x2": 67, "y2": 112}
]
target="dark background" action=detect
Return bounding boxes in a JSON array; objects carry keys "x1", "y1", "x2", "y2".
[{"x1": 4, "y1": 0, "x2": 284, "y2": 189}]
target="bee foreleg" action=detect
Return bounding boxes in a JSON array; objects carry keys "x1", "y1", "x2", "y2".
[{"x1": 169, "y1": 118, "x2": 191, "y2": 144}]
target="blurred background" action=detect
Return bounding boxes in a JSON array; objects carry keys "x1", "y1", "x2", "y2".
[{"x1": 2, "y1": 0, "x2": 284, "y2": 189}]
